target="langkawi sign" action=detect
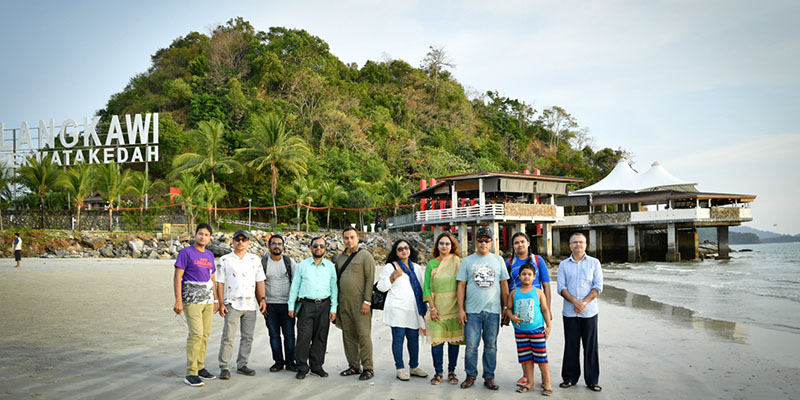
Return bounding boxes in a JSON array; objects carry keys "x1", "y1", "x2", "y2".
[{"x1": 0, "y1": 113, "x2": 159, "y2": 167}]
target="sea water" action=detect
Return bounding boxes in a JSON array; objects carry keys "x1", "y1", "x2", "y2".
[{"x1": 601, "y1": 241, "x2": 800, "y2": 335}]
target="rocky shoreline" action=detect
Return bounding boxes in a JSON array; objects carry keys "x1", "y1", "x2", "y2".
[{"x1": 5, "y1": 231, "x2": 436, "y2": 264}]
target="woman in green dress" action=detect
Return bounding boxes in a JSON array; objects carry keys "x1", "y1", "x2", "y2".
[{"x1": 423, "y1": 231, "x2": 465, "y2": 385}]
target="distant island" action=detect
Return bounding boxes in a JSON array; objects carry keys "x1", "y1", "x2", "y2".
[{"x1": 698, "y1": 226, "x2": 800, "y2": 245}]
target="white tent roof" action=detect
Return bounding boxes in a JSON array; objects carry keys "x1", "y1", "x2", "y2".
[
  {"x1": 636, "y1": 161, "x2": 697, "y2": 192},
  {"x1": 572, "y1": 160, "x2": 697, "y2": 194}
]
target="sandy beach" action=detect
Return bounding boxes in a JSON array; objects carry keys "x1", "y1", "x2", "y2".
[{"x1": 1, "y1": 258, "x2": 798, "y2": 400}]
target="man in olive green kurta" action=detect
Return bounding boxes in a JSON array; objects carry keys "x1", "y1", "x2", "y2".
[{"x1": 334, "y1": 227, "x2": 376, "y2": 380}]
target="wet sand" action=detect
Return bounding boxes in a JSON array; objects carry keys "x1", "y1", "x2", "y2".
[{"x1": 0, "y1": 258, "x2": 798, "y2": 399}]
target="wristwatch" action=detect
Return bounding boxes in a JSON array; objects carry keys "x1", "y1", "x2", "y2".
[
  {"x1": 260, "y1": 297, "x2": 266, "y2": 301},
  {"x1": 363, "y1": 300, "x2": 371, "y2": 306}
]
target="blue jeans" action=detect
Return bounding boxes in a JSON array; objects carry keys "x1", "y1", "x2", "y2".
[
  {"x1": 464, "y1": 311, "x2": 500, "y2": 379},
  {"x1": 431, "y1": 342, "x2": 460, "y2": 374},
  {"x1": 265, "y1": 303, "x2": 296, "y2": 366},
  {"x1": 391, "y1": 327, "x2": 419, "y2": 369}
]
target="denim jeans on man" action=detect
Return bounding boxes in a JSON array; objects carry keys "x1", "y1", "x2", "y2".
[
  {"x1": 464, "y1": 311, "x2": 499, "y2": 379},
  {"x1": 391, "y1": 327, "x2": 419, "y2": 369},
  {"x1": 265, "y1": 303, "x2": 296, "y2": 366}
]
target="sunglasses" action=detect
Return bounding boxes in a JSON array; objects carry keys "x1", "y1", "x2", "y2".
[
  {"x1": 233, "y1": 237, "x2": 249, "y2": 242},
  {"x1": 311, "y1": 244, "x2": 326, "y2": 249},
  {"x1": 269, "y1": 242, "x2": 284, "y2": 247},
  {"x1": 396, "y1": 246, "x2": 410, "y2": 251},
  {"x1": 476, "y1": 238, "x2": 492, "y2": 244},
  {"x1": 438, "y1": 241, "x2": 452, "y2": 246}
]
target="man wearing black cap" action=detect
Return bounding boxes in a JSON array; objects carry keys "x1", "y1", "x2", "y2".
[
  {"x1": 456, "y1": 227, "x2": 509, "y2": 391},
  {"x1": 215, "y1": 230, "x2": 267, "y2": 380}
]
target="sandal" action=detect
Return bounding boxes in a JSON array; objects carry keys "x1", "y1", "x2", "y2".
[
  {"x1": 516, "y1": 376, "x2": 528, "y2": 386},
  {"x1": 542, "y1": 388, "x2": 554, "y2": 396},
  {"x1": 339, "y1": 367, "x2": 361, "y2": 376},
  {"x1": 587, "y1": 384, "x2": 602, "y2": 392},
  {"x1": 447, "y1": 372, "x2": 459, "y2": 385},
  {"x1": 559, "y1": 381, "x2": 576, "y2": 388},
  {"x1": 358, "y1": 369, "x2": 374, "y2": 381},
  {"x1": 430, "y1": 373, "x2": 443, "y2": 385},
  {"x1": 516, "y1": 386, "x2": 531, "y2": 393}
]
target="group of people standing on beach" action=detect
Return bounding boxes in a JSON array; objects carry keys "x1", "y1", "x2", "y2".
[{"x1": 172, "y1": 223, "x2": 603, "y2": 395}]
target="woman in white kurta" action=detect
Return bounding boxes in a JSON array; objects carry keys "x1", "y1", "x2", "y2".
[{"x1": 377, "y1": 239, "x2": 428, "y2": 381}]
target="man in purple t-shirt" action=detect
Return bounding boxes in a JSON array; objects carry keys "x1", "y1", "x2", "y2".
[{"x1": 173, "y1": 222, "x2": 219, "y2": 387}]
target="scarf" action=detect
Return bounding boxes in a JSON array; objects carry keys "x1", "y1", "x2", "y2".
[{"x1": 397, "y1": 259, "x2": 427, "y2": 318}]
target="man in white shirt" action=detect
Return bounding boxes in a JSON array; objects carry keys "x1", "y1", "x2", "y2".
[{"x1": 216, "y1": 230, "x2": 267, "y2": 380}]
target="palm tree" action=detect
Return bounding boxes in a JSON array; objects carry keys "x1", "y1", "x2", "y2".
[
  {"x1": 200, "y1": 180, "x2": 227, "y2": 228},
  {"x1": 318, "y1": 181, "x2": 346, "y2": 231},
  {"x1": 236, "y1": 113, "x2": 311, "y2": 224},
  {"x1": 287, "y1": 177, "x2": 318, "y2": 232},
  {"x1": 382, "y1": 176, "x2": 411, "y2": 216},
  {"x1": 96, "y1": 163, "x2": 133, "y2": 232},
  {"x1": 17, "y1": 156, "x2": 63, "y2": 229},
  {"x1": 171, "y1": 120, "x2": 243, "y2": 222},
  {"x1": 0, "y1": 164, "x2": 11, "y2": 231},
  {"x1": 172, "y1": 173, "x2": 204, "y2": 231},
  {"x1": 128, "y1": 170, "x2": 166, "y2": 231},
  {"x1": 60, "y1": 163, "x2": 96, "y2": 231}
]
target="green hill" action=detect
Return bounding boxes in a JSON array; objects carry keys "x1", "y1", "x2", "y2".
[{"x1": 93, "y1": 18, "x2": 629, "y2": 226}]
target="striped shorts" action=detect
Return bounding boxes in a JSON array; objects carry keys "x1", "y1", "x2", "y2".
[{"x1": 515, "y1": 327, "x2": 548, "y2": 364}]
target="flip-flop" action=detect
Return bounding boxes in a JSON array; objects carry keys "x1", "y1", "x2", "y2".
[
  {"x1": 542, "y1": 388, "x2": 554, "y2": 396},
  {"x1": 559, "y1": 381, "x2": 576, "y2": 388},
  {"x1": 516, "y1": 386, "x2": 531, "y2": 393},
  {"x1": 587, "y1": 384, "x2": 602, "y2": 392}
]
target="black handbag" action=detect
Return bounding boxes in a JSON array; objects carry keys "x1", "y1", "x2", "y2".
[{"x1": 371, "y1": 263, "x2": 397, "y2": 310}]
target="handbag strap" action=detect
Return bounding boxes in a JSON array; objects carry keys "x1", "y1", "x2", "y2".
[{"x1": 336, "y1": 249, "x2": 361, "y2": 282}]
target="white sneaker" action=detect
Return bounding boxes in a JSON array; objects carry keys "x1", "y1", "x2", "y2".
[
  {"x1": 409, "y1": 367, "x2": 428, "y2": 378},
  {"x1": 396, "y1": 369, "x2": 410, "y2": 381}
]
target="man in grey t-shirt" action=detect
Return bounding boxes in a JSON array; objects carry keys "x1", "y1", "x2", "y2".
[{"x1": 261, "y1": 234, "x2": 298, "y2": 372}]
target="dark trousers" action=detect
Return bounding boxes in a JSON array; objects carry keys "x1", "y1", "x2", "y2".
[
  {"x1": 265, "y1": 303, "x2": 296, "y2": 366},
  {"x1": 562, "y1": 314, "x2": 599, "y2": 385},
  {"x1": 295, "y1": 298, "x2": 331, "y2": 373}
]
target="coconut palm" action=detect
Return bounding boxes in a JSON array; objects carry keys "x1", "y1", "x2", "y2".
[
  {"x1": 382, "y1": 176, "x2": 412, "y2": 216},
  {"x1": 318, "y1": 181, "x2": 346, "y2": 231},
  {"x1": 0, "y1": 164, "x2": 12, "y2": 231},
  {"x1": 60, "y1": 163, "x2": 96, "y2": 231},
  {"x1": 96, "y1": 163, "x2": 133, "y2": 232},
  {"x1": 236, "y1": 113, "x2": 311, "y2": 224},
  {"x1": 171, "y1": 120, "x2": 243, "y2": 222},
  {"x1": 172, "y1": 173, "x2": 204, "y2": 231},
  {"x1": 287, "y1": 176, "x2": 318, "y2": 232},
  {"x1": 16, "y1": 156, "x2": 63, "y2": 229},
  {"x1": 128, "y1": 170, "x2": 166, "y2": 231},
  {"x1": 200, "y1": 180, "x2": 227, "y2": 228}
]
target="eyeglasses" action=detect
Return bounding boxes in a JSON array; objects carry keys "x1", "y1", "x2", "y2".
[
  {"x1": 269, "y1": 242, "x2": 284, "y2": 247},
  {"x1": 311, "y1": 244, "x2": 326, "y2": 249},
  {"x1": 476, "y1": 238, "x2": 492, "y2": 244},
  {"x1": 438, "y1": 241, "x2": 452, "y2": 246},
  {"x1": 396, "y1": 246, "x2": 410, "y2": 251},
  {"x1": 233, "y1": 237, "x2": 249, "y2": 242}
]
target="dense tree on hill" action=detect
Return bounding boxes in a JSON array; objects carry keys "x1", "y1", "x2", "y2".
[{"x1": 92, "y1": 17, "x2": 630, "y2": 225}]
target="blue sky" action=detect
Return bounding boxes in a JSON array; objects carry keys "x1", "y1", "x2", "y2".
[{"x1": 1, "y1": 0, "x2": 798, "y2": 234}]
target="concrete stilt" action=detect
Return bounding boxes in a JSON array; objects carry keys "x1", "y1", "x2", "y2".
[
  {"x1": 491, "y1": 221, "x2": 500, "y2": 254},
  {"x1": 666, "y1": 223, "x2": 680, "y2": 261},
  {"x1": 542, "y1": 223, "x2": 552, "y2": 258},
  {"x1": 459, "y1": 223, "x2": 469, "y2": 255},
  {"x1": 552, "y1": 229, "x2": 561, "y2": 257},
  {"x1": 627, "y1": 225, "x2": 636, "y2": 263},
  {"x1": 589, "y1": 229, "x2": 598, "y2": 256},
  {"x1": 717, "y1": 226, "x2": 730, "y2": 259},
  {"x1": 637, "y1": 229, "x2": 646, "y2": 262}
]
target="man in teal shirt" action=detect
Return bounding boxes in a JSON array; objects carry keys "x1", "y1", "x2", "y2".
[{"x1": 288, "y1": 237, "x2": 338, "y2": 379}]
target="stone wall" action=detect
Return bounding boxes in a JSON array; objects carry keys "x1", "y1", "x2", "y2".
[
  {"x1": 504, "y1": 203, "x2": 556, "y2": 218},
  {"x1": 589, "y1": 212, "x2": 631, "y2": 225},
  {"x1": 0, "y1": 210, "x2": 186, "y2": 232},
  {"x1": 710, "y1": 207, "x2": 740, "y2": 220}
]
